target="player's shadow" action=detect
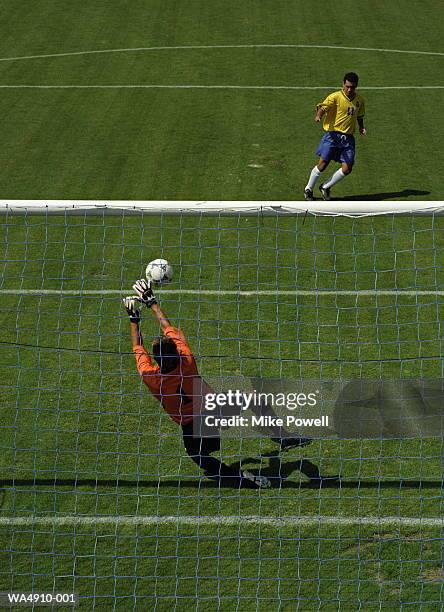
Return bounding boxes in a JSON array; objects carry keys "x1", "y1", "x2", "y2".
[
  {"x1": 337, "y1": 188, "x2": 430, "y2": 201},
  {"x1": 228, "y1": 455, "x2": 339, "y2": 488}
]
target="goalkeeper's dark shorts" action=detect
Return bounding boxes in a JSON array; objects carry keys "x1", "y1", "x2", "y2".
[{"x1": 181, "y1": 422, "x2": 244, "y2": 485}]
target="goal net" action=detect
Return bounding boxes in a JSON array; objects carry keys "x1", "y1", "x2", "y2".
[{"x1": 1, "y1": 201, "x2": 443, "y2": 609}]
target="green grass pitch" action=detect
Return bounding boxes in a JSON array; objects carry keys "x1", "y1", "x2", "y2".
[
  {"x1": 1, "y1": 0, "x2": 444, "y2": 609},
  {"x1": 0, "y1": 0, "x2": 443, "y2": 201}
]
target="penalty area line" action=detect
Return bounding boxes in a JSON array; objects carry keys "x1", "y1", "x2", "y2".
[
  {"x1": 0, "y1": 84, "x2": 443, "y2": 90},
  {"x1": 0, "y1": 515, "x2": 442, "y2": 528},
  {"x1": 0, "y1": 43, "x2": 443, "y2": 64}
]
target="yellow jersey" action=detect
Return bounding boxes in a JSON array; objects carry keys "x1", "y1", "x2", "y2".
[{"x1": 317, "y1": 90, "x2": 365, "y2": 135}]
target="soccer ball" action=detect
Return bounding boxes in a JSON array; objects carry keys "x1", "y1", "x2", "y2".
[{"x1": 145, "y1": 259, "x2": 173, "y2": 284}]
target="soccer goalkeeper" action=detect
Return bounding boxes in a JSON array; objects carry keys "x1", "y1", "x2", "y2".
[{"x1": 123, "y1": 280, "x2": 273, "y2": 489}]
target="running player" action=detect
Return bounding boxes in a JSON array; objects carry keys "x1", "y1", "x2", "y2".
[{"x1": 304, "y1": 72, "x2": 366, "y2": 201}]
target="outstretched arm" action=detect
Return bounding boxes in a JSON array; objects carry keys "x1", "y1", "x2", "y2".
[
  {"x1": 123, "y1": 297, "x2": 144, "y2": 347},
  {"x1": 129, "y1": 321, "x2": 143, "y2": 347},
  {"x1": 132, "y1": 279, "x2": 172, "y2": 332},
  {"x1": 150, "y1": 303, "x2": 171, "y2": 331}
]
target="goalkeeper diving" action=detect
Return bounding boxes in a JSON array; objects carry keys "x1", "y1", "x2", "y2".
[{"x1": 123, "y1": 279, "x2": 311, "y2": 489}]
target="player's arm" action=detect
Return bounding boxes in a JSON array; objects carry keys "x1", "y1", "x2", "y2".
[
  {"x1": 129, "y1": 320, "x2": 143, "y2": 347},
  {"x1": 315, "y1": 93, "x2": 336, "y2": 123},
  {"x1": 357, "y1": 98, "x2": 366, "y2": 135},
  {"x1": 132, "y1": 279, "x2": 171, "y2": 331},
  {"x1": 315, "y1": 105, "x2": 326, "y2": 123},
  {"x1": 150, "y1": 303, "x2": 172, "y2": 331},
  {"x1": 132, "y1": 280, "x2": 192, "y2": 355},
  {"x1": 357, "y1": 115, "x2": 366, "y2": 135},
  {"x1": 123, "y1": 296, "x2": 159, "y2": 375},
  {"x1": 122, "y1": 297, "x2": 144, "y2": 347}
]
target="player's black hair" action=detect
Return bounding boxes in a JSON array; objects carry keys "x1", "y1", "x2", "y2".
[
  {"x1": 343, "y1": 72, "x2": 359, "y2": 85},
  {"x1": 152, "y1": 336, "x2": 180, "y2": 373}
]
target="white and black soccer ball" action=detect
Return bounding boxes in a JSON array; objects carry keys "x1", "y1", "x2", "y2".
[{"x1": 145, "y1": 258, "x2": 173, "y2": 284}]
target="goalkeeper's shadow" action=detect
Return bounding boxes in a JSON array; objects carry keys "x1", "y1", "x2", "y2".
[{"x1": 227, "y1": 455, "x2": 339, "y2": 488}]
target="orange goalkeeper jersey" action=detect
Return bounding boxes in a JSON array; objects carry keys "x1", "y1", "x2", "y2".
[{"x1": 132, "y1": 325, "x2": 198, "y2": 425}]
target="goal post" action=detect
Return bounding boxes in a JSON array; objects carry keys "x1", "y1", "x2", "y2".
[{"x1": 1, "y1": 199, "x2": 443, "y2": 608}]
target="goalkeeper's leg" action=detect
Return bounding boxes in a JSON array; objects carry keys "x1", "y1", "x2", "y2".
[
  {"x1": 247, "y1": 379, "x2": 312, "y2": 451},
  {"x1": 181, "y1": 423, "x2": 270, "y2": 488}
]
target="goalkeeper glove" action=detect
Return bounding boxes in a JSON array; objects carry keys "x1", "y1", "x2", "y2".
[
  {"x1": 123, "y1": 296, "x2": 142, "y2": 323},
  {"x1": 132, "y1": 278, "x2": 157, "y2": 308}
]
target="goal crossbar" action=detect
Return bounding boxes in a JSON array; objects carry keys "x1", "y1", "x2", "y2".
[{"x1": 1, "y1": 199, "x2": 443, "y2": 216}]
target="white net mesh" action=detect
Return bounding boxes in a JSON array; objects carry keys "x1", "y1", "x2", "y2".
[{"x1": 0, "y1": 205, "x2": 443, "y2": 609}]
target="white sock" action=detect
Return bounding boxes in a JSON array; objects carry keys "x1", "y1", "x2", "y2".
[
  {"x1": 305, "y1": 166, "x2": 322, "y2": 191},
  {"x1": 323, "y1": 169, "x2": 346, "y2": 189}
]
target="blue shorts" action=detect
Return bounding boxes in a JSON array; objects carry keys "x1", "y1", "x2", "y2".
[{"x1": 316, "y1": 131, "x2": 356, "y2": 165}]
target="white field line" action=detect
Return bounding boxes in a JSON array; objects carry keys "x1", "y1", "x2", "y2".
[
  {"x1": 1, "y1": 289, "x2": 444, "y2": 297},
  {"x1": 0, "y1": 43, "x2": 443, "y2": 64},
  {"x1": 0, "y1": 85, "x2": 443, "y2": 91},
  {"x1": 0, "y1": 515, "x2": 442, "y2": 528}
]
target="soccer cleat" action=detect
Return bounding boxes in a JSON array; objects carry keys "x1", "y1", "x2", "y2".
[
  {"x1": 272, "y1": 437, "x2": 312, "y2": 451},
  {"x1": 242, "y1": 470, "x2": 271, "y2": 489},
  {"x1": 304, "y1": 188, "x2": 314, "y2": 201},
  {"x1": 319, "y1": 184, "x2": 331, "y2": 201}
]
